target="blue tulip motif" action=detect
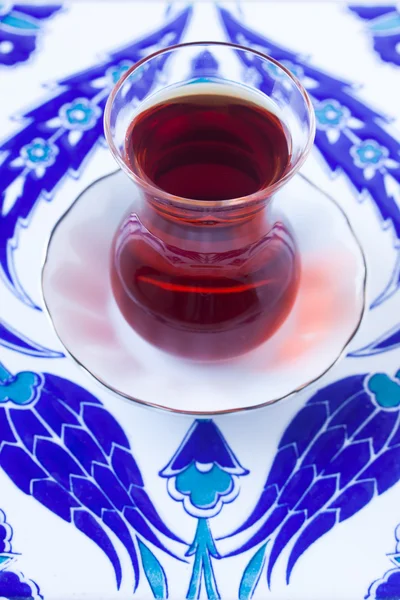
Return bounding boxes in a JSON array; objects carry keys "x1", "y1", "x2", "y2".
[
  {"x1": 160, "y1": 420, "x2": 248, "y2": 599},
  {"x1": 0, "y1": 360, "x2": 185, "y2": 595},
  {"x1": 0, "y1": 317, "x2": 63, "y2": 359}
]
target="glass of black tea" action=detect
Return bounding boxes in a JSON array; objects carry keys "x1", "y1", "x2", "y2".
[{"x1": 104, "y1": 42, "x2": 315, "y2": 362}]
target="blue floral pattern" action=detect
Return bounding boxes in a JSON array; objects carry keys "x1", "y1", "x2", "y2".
[
  {"x1": 350, "y1": 139, "x2": 395, "y2": 179},
  {"x1": 2, "y1": 3, "x2": 400, "y2": 598},
  {"x1": 315, "y1": 99, "x2": 350, "y2": 129},
  {"x1": 161, "y1": 420, "x2": 248, "y2": 599},
  {"x1": 0, "y1": 6, "x2": 191, "y2": 307},
  {"x1": 58, "y1": 99, "x2": 102, "y2": 131},
  {"x1": 351, "y1": 139, "x2": 389, "y2": 167},
  {"x1": 19, "y1": 138, "x2": 59, "y2": 172},
  {"x1": 106, "y1": 60, "x2": 133, "y2": 85},
  {"x1": 219, "y1": 6, "x2": 400, "y2": 259}
]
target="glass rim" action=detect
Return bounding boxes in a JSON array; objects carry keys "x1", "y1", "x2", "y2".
[{"x1": 104, "y1": 40, "x2": 316, "y2": 209}]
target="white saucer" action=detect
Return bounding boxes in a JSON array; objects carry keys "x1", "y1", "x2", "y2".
[{"x1": 42, "y1": 171, "x2": 365, "y2": 415}]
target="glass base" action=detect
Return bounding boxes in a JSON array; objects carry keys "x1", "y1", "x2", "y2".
[{"x1": 42, "y1": 170, "x2": 366, "y2": 415}]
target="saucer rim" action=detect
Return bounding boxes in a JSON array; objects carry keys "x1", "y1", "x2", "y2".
[{"x1": 41, "y1": 169, "x2": 367, "y2": 416}]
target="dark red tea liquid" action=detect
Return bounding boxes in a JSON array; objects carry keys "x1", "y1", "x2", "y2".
[{"x1": 111, "y1": 85, "x2": 300, "y2": 361}]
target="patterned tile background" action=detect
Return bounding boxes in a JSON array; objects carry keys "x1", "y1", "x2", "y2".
[{"x1": 2, "y1": 2, "x2": 400, "y2": 598}]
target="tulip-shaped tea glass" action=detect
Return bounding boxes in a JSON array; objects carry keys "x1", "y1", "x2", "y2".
[{"x1": 104, "y1": 41, "x2": 315, "y2": 362}]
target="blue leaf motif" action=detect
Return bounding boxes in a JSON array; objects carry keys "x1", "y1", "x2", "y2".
[
  {"x1": 0, "y1": 362, "x2": 182, "y2": 591},
  {"x1": 186, "y1": 519, "x2": 220, "y2": 600},
  {"x1": 349, "y1": 323, "x2": 400, "y2": 357},
  {"x1": 0, "y1": 6, "x2": 192, "y2": 309},
  {"x1": 218, "y1": 7, "x2": 400, "y2": 310},
  {"x1": 0, "y1": 318, "x2": 63, "y2": 359},
  {"x1": 138, "y1": 539, "x2": 168, "y2": 599},
  {"x1": 239, "y1": 543, "x2": 268, "y2": 600},
  {"x1": 225, "y1": 371, "x2": 400, "y2": 589}
]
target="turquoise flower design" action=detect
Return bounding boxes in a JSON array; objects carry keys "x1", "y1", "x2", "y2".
[
  {"x1": 350, "y1": 139, "x2": 395, "y2": 179},
  {"x1": 59, "y1": 98, "x2": 101, "y2": 131},
  {"x1": 351, "y1": 139, "x2": 388, "y2": 166},
  {"x1": 175, "y1": 463, "x2": 234, "y2": 513},
  {"x1": 315, "y1": 99, "x2": 350, "y2": 129},
  {"x1": 107, "y1": 60, "x2": 133, "y2": 86},
  {"x1": 161, "y1": 420, "x2": 248, "y2": 599},
  {"x1": 19, "y1": 137, "x2": 58, "y2": 174}
]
